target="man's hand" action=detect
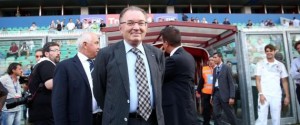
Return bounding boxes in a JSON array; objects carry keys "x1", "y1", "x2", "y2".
[
  {"x1": 210, "y1": 98, "x2": 213, "y2": 105},
  {"x1": 259, "y1": 94, "x2": 266, "y2": 105},
  {"x1": 229, "y1": 98, "x2": 235, "y2": 105},
  {"x1": 284, "y1": 96, "x2": 290, "y2": 106}
]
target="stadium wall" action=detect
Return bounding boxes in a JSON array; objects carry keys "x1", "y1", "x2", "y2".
[{"x1": 0, "y1": 14, "x2": 299, "y2": 28}]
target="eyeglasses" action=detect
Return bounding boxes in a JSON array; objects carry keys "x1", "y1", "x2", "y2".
[
  {"x1": 35, "y1": 55, "x2": 42, "y2": 58},
  {"x1": 120, "y1": 21, "x2": 147, "y2": 26},
  {"x1": 49, "y1": 49, "x2": 60, "y2": 52}
]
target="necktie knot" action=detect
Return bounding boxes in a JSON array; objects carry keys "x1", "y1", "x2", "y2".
[
  {"x1": 130, "y1": 48, "x2": 141, "y2": 55},
  {"x1": 87, "y1": 59, "x2": 94, "y2": 72}
]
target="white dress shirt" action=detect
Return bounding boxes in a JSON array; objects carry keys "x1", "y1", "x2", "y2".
[
  {"x1": 77, "y1": 52, "x2": 102, "y2": 113},
  {"x1": 123, "y1": 40, "x2": 154, "y2": 113}
]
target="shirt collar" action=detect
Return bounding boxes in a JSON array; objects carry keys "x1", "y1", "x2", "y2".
[
  {"x1": 263, "y1": 58, "x2": 279, "y2": 65},
  {"x1": 124, "y1": 40, "x2": 146, "y2": 55},
  {"x1": 77, "y1": 52, "x2": 89, "y2": 62},
  {"x1": 170, "y1": 46, "x2": 181, "y2": 56},
  {"x1": 217, "y1": 62, "x2": 223, "y2": 68},
  {"x1": 37, "y1": 57, "x2": 56, "y2": 65}
]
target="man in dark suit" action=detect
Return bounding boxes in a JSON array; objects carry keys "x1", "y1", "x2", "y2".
[
  {"x1": 52, "y1": 32, "x2": 102, "y2": 125},
  {"x1": 160, "y1": 26, "x2": 198, "y2": 125},
  {"x1": 211, "y1": 52, "x2": 237, "y2": 125},
  {"x1": 92, "y1": 6, "x2": 165, "y2": 125}
]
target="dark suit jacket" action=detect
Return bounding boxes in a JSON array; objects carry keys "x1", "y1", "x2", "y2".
[
  {"x1": 52, "y1": 55, "x2": 94, "y2": 125},
  {"x1": 162, "y1": 47, "x2": 198, "y2": 125},
  {"x1": 212, "y1": 63, "x2": 235, "y2": 102},
  {"x1": 92, "y1": 41, "x2": 165, "y2": 125}
]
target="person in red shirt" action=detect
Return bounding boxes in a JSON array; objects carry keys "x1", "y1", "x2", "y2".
[{"x1": 6, "y1": 42, "x2": 19, "y2": 59}]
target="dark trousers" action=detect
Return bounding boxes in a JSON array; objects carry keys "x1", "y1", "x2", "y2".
[
  {"x1": 93, "y1": 112, "x2": 102, "y2": 125},
  {"x1": 212, "y1": 90, "x2": 237, "y2": 125},
  {"x1": 128, "y1": 110, "x2": 158, "y2": 125},
  {"x1": 32, "y1": 119, "x2": 54, "y2": 125},
  {"x1": 201, "y1": 93, "x2": 212, "y2": 125},
  {"x1": 297, "y1": 84, "x2": 300, "y2": 105}
]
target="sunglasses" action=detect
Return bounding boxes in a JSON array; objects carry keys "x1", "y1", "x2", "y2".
[{"x1": 35, "y1": 55, "x2": 42, "y2": 58}]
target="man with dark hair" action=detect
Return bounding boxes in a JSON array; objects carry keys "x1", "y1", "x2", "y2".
[
  {"x1": 28, "y1": 42, "x2": 60, "y2": 125},
  {"x1": 93, "y1": 6, "x2": 165, "y2": 125},
  {"x1": 0, "y1": 63, "x2": 23, "y2": 125},
  {"x1": 6, "y1": 42, "x2": 19, "y2": 60},
  {"x1": 35, "y1": 48, "x2": 43, "y2": 63},
  {"x1": 211, "y1": 52, "x2": 237, "y2": 125},
  {"x1": 160, "y1": 27, "x2": 197, "y2": 125},
  {"x1": 52, "y1": 32, "x2": 101, "y2": 125},
  {"x1": 290, "y1": 40, "x2": 300, "y2": 105},
  {"x1": 255, "y1": 44, "x2": 289, "y2": 125},
  {"x1": 197, "y1": 57, "x2": 215, "y2": 125}
]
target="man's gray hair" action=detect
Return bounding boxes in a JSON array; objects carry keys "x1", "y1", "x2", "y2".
[
  {"x1": 76, "y1": 32, "x2": 92, "y2": 50},
  {"x1": 119, "y1": 6, "x2": 148, "y2": 22}
]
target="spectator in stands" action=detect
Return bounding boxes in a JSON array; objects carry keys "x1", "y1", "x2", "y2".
[
  {"x1": 82, "y1": 19, "x2": 90, "y2": 29},
  {"x1": 29, "y1": 22, "x2": 37, "y2": 31},
  {"x1": 246, "y1": 20, "x2": 253, "y2": 28},
  {"x1": 18, "y1": 42, "x2": 30, "y2": 58},
  {"x1": 6, "y1": 42, "x2": 19, "y2": 60},
  {"x1": 15, "y1": 10, "x2": 20, "y2": 17},
  {"x1": 260, "y1": 20, "x2": 265, "y2": 27},
  {"x1": 182, "y1": 13, "x2": 188, "y2": 21},
  {"x1": 56, "y1": 20, "x2": 62, "y2": 31},
  {"x1": 66, "y1": 18, "x2": 75, "y2": 31},
  {"x1": 201, "y1": 17, "x2": 208, "y2": 24},
  {"x1": 28, "y1": 42, "x2": 60, "y2": 125},
  {"x1": 0, "y1": 63, "x2": 23, "y2": 125},
  {"x1": 282, "y1": 19, "x2": 289, "y2": 28},
  {"x1": 99, "y1": 20, "x2": 106, "y2": 31},
  {"x1": 90, "y1": 21, "x2": 99, "y2": 30},
  {"x1": 49, "y1": 20, "x2": 56, "y2": 30},
  {"x1": 293, "y1": 17, "x2": 300, "y2": 27},
  {"x1": 75, "y1": 19, "x2": 82, "y2": 29},
  {"x1": 266, "y1": 19, "x2": 275, "y2": 27},
  {"x1": 212, "y1": 19, "x2": 219, "y2": 24},
  {"x1": 223, "y1": 18, "x2": 231, "y2": 25}
]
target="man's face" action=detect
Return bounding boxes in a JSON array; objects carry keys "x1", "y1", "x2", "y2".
[
  {"x1": 13, "y1": 65, "x2": 23, "y2": 76},
  {"x1": 208, "y1": 57, "x2": 215, "y2": 67},
  {"x1": 85, "y1": 34, "x2": 100, "y2": 59},
  {"x1": 35, "y1": 51, "x2": 43, "y2": 62},
  {"x1": 296, "y1": 44, "x2": 300, "y2": 54},
  {"x1": 213, "y1": 54, "x2": 221, "y2": 65},
  {"x1": 119, "y1": 10, "x2": 148, "y2": 47},
  {"x1": 46, "y1": 46, "x2": 60, "y2": 63},
  {"x1": 265, "y1": 48, "x2": 275, "y2": 60}
]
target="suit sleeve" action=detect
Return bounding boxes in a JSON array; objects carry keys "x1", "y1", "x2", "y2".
[
  {"x1": 226, "y1": 66, "x2": 235, "y2": 99},
  {"x1": 52, "y1": 62, "x2": 68, "y2": 125},
  {"x1": 92, "y1": 49, "x2": 107, "y2": 109},
  {"x1": 164, "y1": 57, "x2": 176, "y2": 82}
]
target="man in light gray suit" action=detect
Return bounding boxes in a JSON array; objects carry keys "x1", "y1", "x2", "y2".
[
  {"x1": 211, "y1": 52, "x2": 237, "y2": 125},
  {"x1": 92, "y1": 6, "x2": 165, "y2": 125}
]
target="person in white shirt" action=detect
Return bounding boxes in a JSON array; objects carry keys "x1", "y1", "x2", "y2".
[
  {"x1": 0, "y1": 63, "x2": 23, "y2": 125},
  {"x1": 66, "y1": 18, "x2": 75, "y2": 31},
  {"x1": 29, "y1": 22, "x2": 37, "y2": 31},
  {"x1": 255, "y1": 44, "x2": 290, "y2": 125},
  {"x1": 293, "y1": 17, "x2": 300, "y2": 27}
]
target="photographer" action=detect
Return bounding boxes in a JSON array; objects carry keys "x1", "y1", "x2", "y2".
[{"x1": 0, "y1": 63, "x2": 23, "y2": 125}]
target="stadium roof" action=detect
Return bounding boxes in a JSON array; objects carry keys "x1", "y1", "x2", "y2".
[
  {"x1": 102, "y1": 21, "x2": 238, "y2": 61},
  {"x1": 0, "y1": 0, "x2": 299, "y2": 8}
]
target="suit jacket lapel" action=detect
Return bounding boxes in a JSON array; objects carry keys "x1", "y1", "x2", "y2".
[
  {"x1": 73, "y1": 55, "x2": 89, "y2": 86},
  {"x1": 143, "y1": 44, "x2": 158, "y2": 97},
  {"x1": 114, "y1": 41, "x2": 130, "y2": 97}
]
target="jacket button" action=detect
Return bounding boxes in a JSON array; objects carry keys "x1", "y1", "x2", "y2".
[
  {"x1": 124, "y1": 117, "x2": 128, "y2": 121},
  {"x1": 127, "y1": 100, "x2": 130, "y2": 103}
]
